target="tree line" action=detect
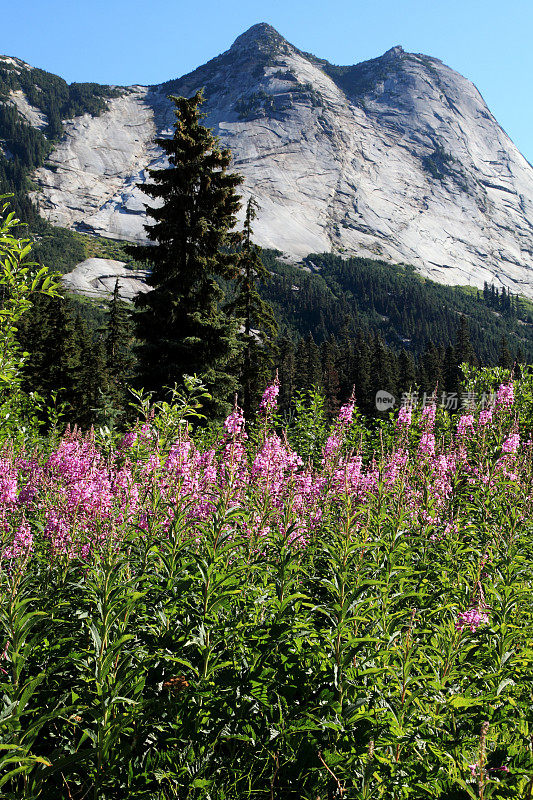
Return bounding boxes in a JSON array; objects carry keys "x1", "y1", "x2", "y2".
[{"x1": 8, "y1": 89, "x2": 533, "y2": 427}]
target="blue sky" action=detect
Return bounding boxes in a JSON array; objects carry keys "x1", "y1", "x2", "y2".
[{"x1": 2, "y1": 0, "x2": 532, "y2": 162}]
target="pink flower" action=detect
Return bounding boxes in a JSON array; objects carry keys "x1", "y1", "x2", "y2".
[
  {"x1": 421, "y1": 403, "x2": 436, "y2": 430},
  {"x1": 0, "y1": 459, "x2": 18, "y2": 506},
  {"x1": 3, "y1": 522, "x2": 33, "y2": 559},
  {"x1": 223, "y1": 407, "x2": 245, "y2": 438},
  {"x1": 419, "y1": 432, "x2": 435, "y2": 456},
  {"x1": 478, "y1": 408, "x2": 493, "y2": 426},
  {"x1": 456, "y1": 415, "x2": 475, "y2": 436},
  {"x1": 323, "y1": 433, "x2": 342, "y2": 459},
  {"x1": 397, "y1": 405, "x2": 412, "y2": 429},
  {"x1": 496, "y1": 382, "x2": 514, "y2": 407},
  {"x1": 502, "y1": 433, "x2": 520, "y2": 454},
  {"x1": 259, "y1": 380, "x2": 279, "y2": 413},
  {"x1": 119, "y1": 431, "x2": 137, "y2": 450},
  {"x1": 338, "y1": 401, "x2": 355, "y2": 425},
  {"x1": 455, "y1": 608, "x2": 489, "y2": 632}
]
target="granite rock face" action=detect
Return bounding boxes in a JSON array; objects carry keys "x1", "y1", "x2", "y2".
[
  {"x1": 7, "y1": 26, "x2": 533, "y2": 296},
  {"x1": 62, "y1": 258, "x2": 151, "y2": 302}
]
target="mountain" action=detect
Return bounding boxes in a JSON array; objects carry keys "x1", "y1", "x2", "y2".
[{"x1": 2, "y1": 24, "x2": 533, "y2": 296}]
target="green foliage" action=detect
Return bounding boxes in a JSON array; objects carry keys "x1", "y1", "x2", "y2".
[
  {"x1": 0, "y1": 197, "x2": 61, "y2": 439},
  {"x1": 0, "y1": 58, "x2": 121, "y2": 138},
  {"x1": 283, "y1": 387, "x2": 329, "y2": 464},
  {"x1": 1, "y1": 371, "x2": 533, "y2": 796},
  {"x1": 227, "y1": 197, "x2": 278, "y2": 414},
  {"x1": 104, "y1": 280, "x2": 136, "y2": 421},
  {"x1": 262, "y1": 251, "x2": 533, "y2": 363},
  {"x1": 129, "y1": 90, "x2": 244, "y2": 418}
]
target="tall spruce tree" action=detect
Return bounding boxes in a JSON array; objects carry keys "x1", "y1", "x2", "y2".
[
  {"x1": 228, "y1": 197, "x2": 278, "y2": 414},
  {"x1": 105, "y1": 279, "x2": 136, "y2": 415},
  {"x1": 130, "y1": 91, "x2": 244, "y2": 416}
]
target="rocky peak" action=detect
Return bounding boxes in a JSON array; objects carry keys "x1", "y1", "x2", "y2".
[
  {"x1": 16, "y1": 27, "x2": 533, "y2": 298},
  {"x1": 229, "y1": 23, "x2": 289, "y2": 54},
  {"x1": 382, "y1": 45, "x2": 405, "y2": 59}
]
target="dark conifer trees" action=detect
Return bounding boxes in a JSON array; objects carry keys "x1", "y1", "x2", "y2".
[
  {"x1": 105, "y1": 279, "x2": 136, "y2": 413},
  {"x1": 228, "y1": 197, "x2": 278, "y2": 414},
  {"x1": 131, "y1": 91, "x2": 244, "y2": 415}
]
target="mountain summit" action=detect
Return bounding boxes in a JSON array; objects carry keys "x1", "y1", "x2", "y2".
[
  {"x1": 228, "y1": 22, "x2": 289, "y2": 51},
  {"x1": 5, "y1": 26, "x2": 533, "y2": 295}
]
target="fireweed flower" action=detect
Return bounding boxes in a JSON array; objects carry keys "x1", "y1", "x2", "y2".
[
  {"x1": 0, "y1": 459, "x2": 18, "y2": 506},
  {"x1": 223, "y1": 407, "x2": 246, "y2": 438},
  {"x1": 384, "y1": 448, "x2": 408, "y2": 484},
  {"x1": 3, "y1": 521, "x2": 33, "y2": 559},
  {"x1": 496, "y1": 382, "x2": 514, "y2": 407},
  {"x1": 337, "y1": 400, "x2": 355, "y2": 425},
  {"x1": 419, "y1": 432, "x2": 436, "y2": 456},
  {"x1": 397, "y1": 405, "x2": 412, "y2": 429},
  {"x1": 478, "y1": 408, "x2": 493, "y2": 426},
  {"x1": 421, "y1": 403, "x2": 436, "y2": 430},
  {"x1": 119, "y1": 431, "x2": 137, "y2": 450},
  {"x1": 323, "y1": 432, "x2": 342, "y2": 460},
  {"x1": 502, "y1": 433, "x2": 520, "y2": 454},
  {"x1": 457, "y1": 415, "x2": 475, "y2": 436},
  {"x1": 259, "y1": 379, "x2": 279, "y2": 413},
  {"x1": 455, "y1": 608, "x2": 489, "y2": 632}
]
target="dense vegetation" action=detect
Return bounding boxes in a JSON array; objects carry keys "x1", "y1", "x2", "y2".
[
  {"x1": 1, "y1": 370, "x2": 533, "y2": 798},
  {"x1": 2, "y1": 64, "x2": 533, "y2": 427},
  {"x1": 1, "y1": 73, "x2": 533, "y2": 799},
  {"x1": 128, "y1": 91, "x2": 245, "y2": 416}
]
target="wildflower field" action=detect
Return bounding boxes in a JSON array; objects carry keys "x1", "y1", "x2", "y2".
[{"x1": 1, "y1": 373, "x2": 533, "y2": 799}]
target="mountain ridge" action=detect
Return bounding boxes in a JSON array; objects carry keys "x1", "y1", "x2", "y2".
[{"x1": 2, "y1": 25, "x2": 533, "y2": 296}]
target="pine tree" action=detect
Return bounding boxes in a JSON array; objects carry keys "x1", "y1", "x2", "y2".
[
  {"x1": 321, "y1": 338, "x2": 341, "y2": 416},
  {"x1": 278, "y1": 336, "x2": 296, "y2": 411},
  {"x1": 353, "y1": 332, "x2": 372, "y2": 412},
  {"x1": 74, "y1": 316, "x2": 109, "y2": 428},
  {"x1": 498, "y1": 335, "x2": 513, "y2": 369},
  {"x1": 450, "y1": 315, "x2": 476, "y2": 389},
  {"x1": 398, "y1": 349, "x2": 417, "y2": 395},
  {"x1": 304, "y1": 333, "x2": 323, "y2": 390},
  {"x1": 420, "y1": 341, "x2": 443, "y2": 394},
  {"x1": 105, "y1": 279, "x2": 136, "y2": 415},
  {"x1": 370, "y1": 333, "x2": 397, "y2": 410},
  {"x1": 228, "y1": 197, "x2": 278, "y2": 415},
  {"x1": 130, "y1": 91, "x2": 244, "y2": 416}
]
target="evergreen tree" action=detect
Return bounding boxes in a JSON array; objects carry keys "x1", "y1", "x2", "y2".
[
  {"x1": 420, "y1": 341, "x2": 442, "y2": 394},
  {"x1": 370, "y1": 333, "x2": 397, "y2": 410},
  {"x1": 74, "y1": 315, "x2": 109, "y2": 428},
  {"x1": 129, "y1": 91, "x2": 244, "y2": 416},
  {"x1": 353, "y1": 332, "x2": 372, "y2": 412},
  {"x1": 450, "y1": 315, "x2": 476, "y2": 390},
  {"x1": 398, "y1": 349, "x2": 417, "y2": 394},
  {"x1": 304, "y1": 333, "x2": 323, "y2": 390},
  {"x1": 228, "y1": 197, "x2": 278, "y2": 415},
  {"x1": 105, "y1": 279, "x2": 136, "y2": 415},
  {"x1": 321, "y1": 337, "x2": 341, "y2": 415},
  {"x1": 498, "y1": 334, "x2": 513, "y2": 369}
]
